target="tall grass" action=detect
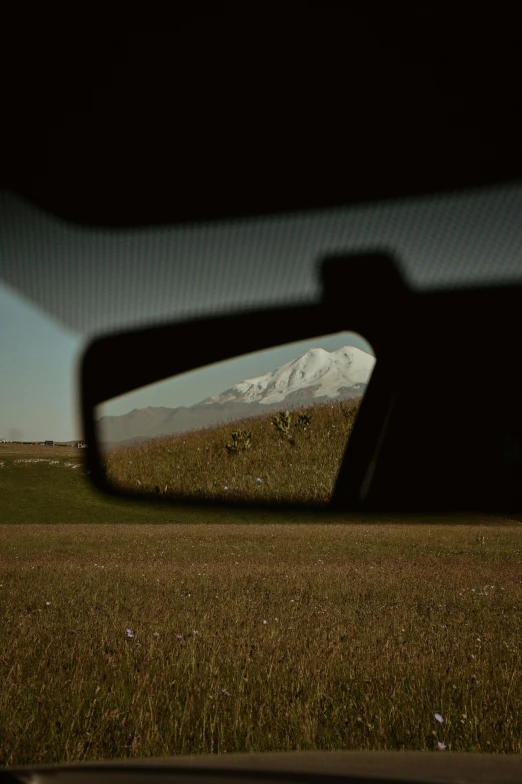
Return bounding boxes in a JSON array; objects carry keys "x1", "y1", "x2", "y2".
[
  {"x1": 1, "y1": 522, "x2": 521, "y2": 764},
  {"x1": 0, "y1": 444, "x2": 264, "y2": 524},
  {"x1": 103, "y1": 399, "x2": 362, "y2": 504}
]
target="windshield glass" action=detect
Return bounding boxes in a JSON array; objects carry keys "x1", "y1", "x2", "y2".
[{"x1": 1, "y1": 187, "x2": 522, "y2": 765}]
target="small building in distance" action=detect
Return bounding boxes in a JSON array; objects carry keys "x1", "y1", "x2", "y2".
[
  {"x1": 52, "y1": 440, "x2": 86, "y2": 448},
  {"x1": 44, "y1": 440, "x2": 54, "y2": 446}
]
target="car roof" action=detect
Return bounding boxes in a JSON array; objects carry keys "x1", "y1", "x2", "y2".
[{"x1": 1, "y1": 14, "x2": 522, "y2": 332}]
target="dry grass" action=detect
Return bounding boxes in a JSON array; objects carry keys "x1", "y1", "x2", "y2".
[
  {"x1": 0, "y1": 444, "x2": 245, "y2": 524},
  {"x1": 103, "y1": 399, "x2": 361, "y2": 503},
  {"x1": 0, "y1": 443, "x2": 82, "y2": 458},
  {"x1": 1, "y1": 522, "x2": 522, "y2": 765}
]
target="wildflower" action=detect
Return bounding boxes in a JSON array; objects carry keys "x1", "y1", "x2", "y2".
[
  {"x1": 434, "y1": 713, "x2": 444, "y2": 723},
  {"x1": 126, "y1": 628, "x2": 134, "y2": 638},
  {"x1": 224, "y1": 486, "x2": 228, "y2": 490},
  {"x1": 263, "y1": 620, "x2": 268, "y2": 625},
  {"x1": 437, "y1": 742, "x2": 447, "y2": 751},
  {"x1": 129, "y1": 461, "x2": 133, "y2": 464},
  {"x1": 221, "y1": 689, "x2": 230, "y2": 696},
  {"x1": 193, "y1": 629, "x2": 199, "y2": 635},
  {"x1": 153, "y1": 632, "x2": 159, "y2": 637},
  {"x1": 176, "y1": 634, "x2": 183, "y2": 639},
  {"x1": 45, "y1": 601, "x2": 51, "y2": 606},
  {"x1": 137, "y1": 480, "x2": 142, "y2": 486},
  {"x1": 256, "y1": 477, "x2": 262, "y2": 483}
]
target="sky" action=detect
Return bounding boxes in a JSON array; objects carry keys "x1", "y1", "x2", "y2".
[
  {"x1": 0, "y1": 283, "x2": 84, "y2": 442},
  {"x1": 0, "y1": 280, "x2": 373, "y2": 441}
]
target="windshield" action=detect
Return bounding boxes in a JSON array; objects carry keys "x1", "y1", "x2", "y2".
[{"x1": 1, "y1": 187, "x2": 522, "y2": 766}]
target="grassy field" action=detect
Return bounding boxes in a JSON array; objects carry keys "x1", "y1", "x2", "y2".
[
  {"x1": 1, "y1": 442, "x2": 522, "y2": 764},
  {"x1": 103, "y1": 400, "x2": 362, "y2": 505},
  {"x1": 0, "y1": 443, "x2": 262, "y2": 524},
  {"x1": 1, "y1": 522, "x2": 522, "y2": 765}
]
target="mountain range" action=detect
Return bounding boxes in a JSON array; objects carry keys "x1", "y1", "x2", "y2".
[{"x1": 97, "y1": 345, "x2": 375, "y2": 448}]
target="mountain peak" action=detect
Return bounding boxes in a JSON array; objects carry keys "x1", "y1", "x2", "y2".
[{"x1": 202, "y1": 345, "x2": 375, "y2": 406}]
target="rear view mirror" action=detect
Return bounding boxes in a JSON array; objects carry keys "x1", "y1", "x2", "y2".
[
  {"x1": 82, "y1": 253, "x2": 522, "y2": 515},
  {"x1": 81, "y1": 253, "x2": 408, "y2": 511}
]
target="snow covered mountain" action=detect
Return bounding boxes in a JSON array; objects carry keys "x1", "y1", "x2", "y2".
[
  {"x1": 98, "y1": 345, "x2": 375, "y2": 447},
  {"x1": 200, "y1": 346, "x2": 375, "y2": 406}
]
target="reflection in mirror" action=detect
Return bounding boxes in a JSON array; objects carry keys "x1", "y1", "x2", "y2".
[{"x1": 96, "y1": 332, "x2": 375, "y2": 504}]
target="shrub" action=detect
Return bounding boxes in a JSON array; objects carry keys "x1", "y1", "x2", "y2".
[
  {"x1": 272, "y1": 411, "x2": 291, "y2": 437},
  {"x1": 296, "y1": 413, "x2": 312, "y2": 429},
  {"x1": 225, "y1": 429, "x2": 252, "y2": 454}
]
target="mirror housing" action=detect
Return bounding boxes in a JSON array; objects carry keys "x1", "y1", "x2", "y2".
[{"x1": 81, "y1": 254, "x2": 522, "y2": 516}]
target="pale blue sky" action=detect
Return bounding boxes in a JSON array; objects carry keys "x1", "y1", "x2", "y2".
[
  {"x1": 0, "y1": 281, "x2": 373, "y2": 441},
  {"x1": 0, "y1": 283, "x2": 84, "y2": 442}
]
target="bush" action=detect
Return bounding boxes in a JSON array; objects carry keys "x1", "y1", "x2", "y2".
[
  {"x1": 272, "y1": 411, "x2": 291, "y2": 437},
  {"x1": 225, "y1": 429, "x2": 252, "y2": 454},
  {"x1": 296, "y1": 413, "x2": 312, "y2": 429}
]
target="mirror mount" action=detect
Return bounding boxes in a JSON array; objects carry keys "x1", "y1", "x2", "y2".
[
  {"x1": 82, "y1": 253, "x2": 522, "y2": 515},
  {"x1": 321, "y1": 254, "x2": 415, "y2": 509}
]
